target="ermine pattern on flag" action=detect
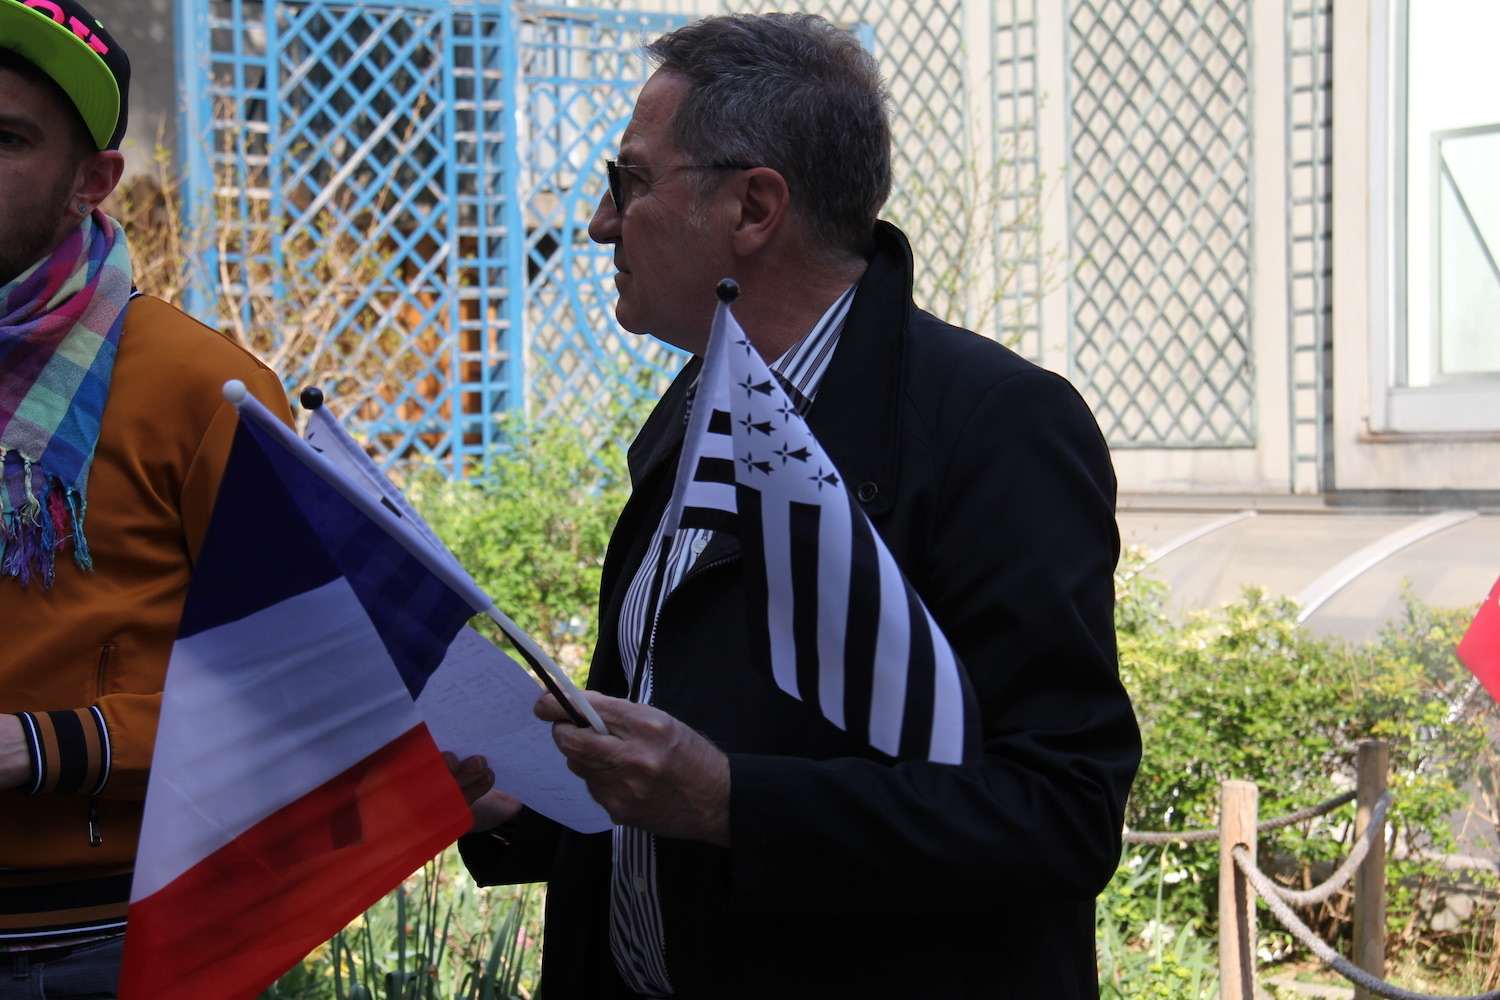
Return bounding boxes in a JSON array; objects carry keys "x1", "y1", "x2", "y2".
[{"x1": 662, "y1": 301, "x2": 972, "y2": 765}]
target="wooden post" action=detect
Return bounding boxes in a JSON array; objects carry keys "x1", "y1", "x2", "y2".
[
  {"x1": 1353, "y1": 740, "x2": 1390, "y2": 1000},
  {"x1": 1219, "y1": 780, "x2": 1258, "y2": 1000}
]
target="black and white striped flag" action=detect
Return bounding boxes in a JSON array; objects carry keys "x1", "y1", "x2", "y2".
[{"x1": 661, "y1": 285, "x2": 975, "y2": 764}]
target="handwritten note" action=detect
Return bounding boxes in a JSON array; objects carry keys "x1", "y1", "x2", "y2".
[{"x1": 416, "y1": 627, "x2": 610, "y2": 834}]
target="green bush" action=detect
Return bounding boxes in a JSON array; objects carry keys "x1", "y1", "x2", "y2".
[
  {"x1": 1098, "y1": 846, "x2": 1219, "y2": 998},
  {"x1": 1103, "y1": 550, "x2": 1496, "y2": 992},
  {"x1": 405, "y1": 417, "x2": 634, "y2": 681},
  {"x1": 266, "y1": 453, "x2": 1498, "y2": 998}
]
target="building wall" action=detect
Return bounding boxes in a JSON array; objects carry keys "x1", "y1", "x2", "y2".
[
  {"x1": 101, "y1": 0, "x2": 1500, "y2": 494},
  {"x1": 1029, "y1": 0, "x2": 1498, "y2": 495},
  {"x1": 1028, "y1": 0, "x2": 1297, "y2": 494},
  {"x1": 105, "y1": 0, "x2": 177, "y2": 180}
]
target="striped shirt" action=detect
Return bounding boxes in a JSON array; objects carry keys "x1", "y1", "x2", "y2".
[{"x1": 609, "y1": 284, "x2": 856, "y2": 997}]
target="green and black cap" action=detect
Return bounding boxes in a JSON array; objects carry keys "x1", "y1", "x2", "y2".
[{"x1": 0, "y1": 0, "x2": 131, "y2": 150}]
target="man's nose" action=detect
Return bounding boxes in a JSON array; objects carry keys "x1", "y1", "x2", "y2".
[{"x1": 588, "y1": 191, "x2": 620, "y2": 245}]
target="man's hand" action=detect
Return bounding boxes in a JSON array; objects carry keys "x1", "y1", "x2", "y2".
[
  {"x1": 442, "y1": 752, "x2": 524, "y2": 833},
  {"x1": 536, "y1": 692, "x2": 730, "y2": 847},
  {"x1": 0, "y1": 714, "x2": 29, "y2": 790}
]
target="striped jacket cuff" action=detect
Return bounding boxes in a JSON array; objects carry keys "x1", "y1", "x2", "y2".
[{"x1": 13, "y1": 709, "x2": 111, "y2": 795}]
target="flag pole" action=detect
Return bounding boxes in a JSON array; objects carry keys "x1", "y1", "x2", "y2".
[
  {"x1": 632, "y1": 278, "x2": 742, "y2": 706},
  {"x1": 660, "y1": 277, "x2": 739, "y2": 532}
]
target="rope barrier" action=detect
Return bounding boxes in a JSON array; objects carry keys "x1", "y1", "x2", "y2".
[
  {"x1": 1271, "y1": 791, "x2": 1393, "y2": 909},
  {"x1": 1123, "y1": 826, "x2": 1219, "y2": 845},
  {"x1": 1231, "y1": 845, "x2": 1500, "y2": 1000},
  {"x1": 1124, "y1": 758, "x2": 1494, "y2": 998},
  {"x1": 1123, "y1": 790, "x2": 1358, "y2": 845}
]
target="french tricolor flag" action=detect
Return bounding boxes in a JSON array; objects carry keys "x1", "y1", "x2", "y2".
[{"x1": 117, "y1": 386, "x2": 476, "y2": 1000}]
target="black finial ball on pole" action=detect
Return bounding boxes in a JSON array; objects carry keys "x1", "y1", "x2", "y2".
[
  {"x1": 299, "y1": 386, "x2": 324, "y2": 411},
  {"x1": 716, "y1": 278, "x2": 739, "y2": 303}
]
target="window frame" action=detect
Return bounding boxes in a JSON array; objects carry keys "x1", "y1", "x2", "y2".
[{"x1": 1368, "y1": 0, "x2": 1500, "y2": 434}]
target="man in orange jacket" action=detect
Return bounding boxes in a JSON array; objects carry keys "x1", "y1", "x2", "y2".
[{"x1": 0, "y1": 2, "x2": 291, "y2": 994}]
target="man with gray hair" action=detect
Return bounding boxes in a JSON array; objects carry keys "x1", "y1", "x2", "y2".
[{"x1": 458, "y1": 12, "x2": 1139, "y2": 998}]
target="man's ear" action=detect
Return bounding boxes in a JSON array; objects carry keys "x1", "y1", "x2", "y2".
[
  {"x1": 71, "y1": 150, "x2": 125, "y2": 215},
  {"x1": 728, "y1": 167, "x2": 791, "y2": 258}
]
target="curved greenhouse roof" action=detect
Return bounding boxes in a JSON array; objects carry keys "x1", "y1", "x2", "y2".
[{"x1": 1117, "y1": 496, "x2": 1500, "y2": 643}]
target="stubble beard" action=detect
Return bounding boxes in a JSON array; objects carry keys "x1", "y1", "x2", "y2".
[{"x1": 0, "y1": 179, "x2": 82, "y2": 290}]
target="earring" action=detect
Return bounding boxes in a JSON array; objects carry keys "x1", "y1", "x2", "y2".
[{"x1": 77, "y1": 202, "x2": 89, "y2": 216}]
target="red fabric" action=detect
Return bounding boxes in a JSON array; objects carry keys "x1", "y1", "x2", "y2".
[
  {"x1": 1458, "y1": 574, "x2": 1500, "y2": 703},
  {"x1": 117, "y1": 724, "x2": 470, "y2": 1000}
]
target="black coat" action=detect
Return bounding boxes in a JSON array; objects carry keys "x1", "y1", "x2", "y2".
[{"x1": 462, "y1": 222, "x2": 1141, "y2": 999}]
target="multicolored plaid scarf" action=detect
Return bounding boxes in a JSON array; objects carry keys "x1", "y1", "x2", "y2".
[{"x1": 0, "y1": 213, "x2": 132, "y2": 587}]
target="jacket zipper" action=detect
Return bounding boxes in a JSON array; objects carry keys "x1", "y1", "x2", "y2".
[
  {"x1": 95, "y1": 643, "x2": 114, "y2": 698},
  {"x1": 627, "y1": 553, "x2": 739, "y2": 703},
  {"x1": 90, "y1": 644, "x2": 114, "y2": 846}
]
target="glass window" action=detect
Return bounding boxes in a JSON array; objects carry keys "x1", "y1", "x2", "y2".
[{"x1": 1400, "y1": 1, "x2": 1500, "y2": 389}]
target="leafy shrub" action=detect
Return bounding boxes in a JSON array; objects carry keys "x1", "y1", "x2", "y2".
[
  {"x1": 1104, "y1": 550, "x2": 1496, "y2": 990},
  {"x1": 269, "y1": 456, "x2": 1500, "y2": 997},
  {"x1": 1098, "y1": 846, "x2": 1218, "y2": 998},
  {"x1": 405, "y1": 416, "x2": 634, "y2": 681}
]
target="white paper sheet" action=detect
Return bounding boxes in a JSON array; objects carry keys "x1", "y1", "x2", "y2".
[{"x1": 416, "y1": 626, "x2": 611, "y2": 834}]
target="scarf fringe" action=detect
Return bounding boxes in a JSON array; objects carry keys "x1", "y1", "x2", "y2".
[
  {"x1": 0, "y1": 467, "x2": 91, "y2": 588},
  {"x1": 0, "y1": 212, "x2": 128, "y2": 588}
]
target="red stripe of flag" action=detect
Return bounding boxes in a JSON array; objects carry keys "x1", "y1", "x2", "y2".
[
  {"x1": 1458, "y1": 574, "x2": 1500, "y2": 704},
  {"x1": 118, "y1": 724, "x2": 470, "y2": 1000}
]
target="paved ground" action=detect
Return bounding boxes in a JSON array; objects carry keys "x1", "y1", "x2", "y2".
[{"x1": 1264, "y1": 973, "x2": 1354, "y2": 998}]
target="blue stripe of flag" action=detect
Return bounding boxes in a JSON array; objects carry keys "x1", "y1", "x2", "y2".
[{"x1": 179, "y1": 417, "x2": 473, "y2": 700}]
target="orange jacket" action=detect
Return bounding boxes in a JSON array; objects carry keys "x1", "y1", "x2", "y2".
[{"x1": 0, "y1": 295, "x2": 291, "y2": 938}]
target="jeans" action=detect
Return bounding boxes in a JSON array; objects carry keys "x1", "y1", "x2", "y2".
[{"x1": 0, "y1": 936, "x2": 123, "y2": 1000}]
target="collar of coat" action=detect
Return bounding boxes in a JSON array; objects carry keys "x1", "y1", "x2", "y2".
[{"x1": 627, "y1": 219, "x2": 915, "y2": 524}]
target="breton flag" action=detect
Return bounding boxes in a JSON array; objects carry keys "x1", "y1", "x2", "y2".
[
  {"x1": 661, "y1": 281, "x2": 977, "y2": 765},
  {"x1": 119, "y1": 386, "x2": 493, "y2": 1000},
  {"x1": 1458, "y1": 573, "x2": 1500, "y2": 703}
]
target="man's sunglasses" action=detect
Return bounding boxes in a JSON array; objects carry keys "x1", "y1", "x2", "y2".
[{"x1": 605, "y1": 159, "x2": 751, "y2": 213}]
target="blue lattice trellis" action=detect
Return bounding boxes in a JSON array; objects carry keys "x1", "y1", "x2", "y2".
[
  {"x1": 184, "y1": 0, "x2": 1218, "y2": 471},
  {"x1": 178, "y1": 0, "x2": 702, "y2": 470},
  {"x1": 517, "y1": 6, "x2": 692, "y2": 431},
  {"x1": 180, "y1": 0, "x2": 526, "y2": 475}
]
